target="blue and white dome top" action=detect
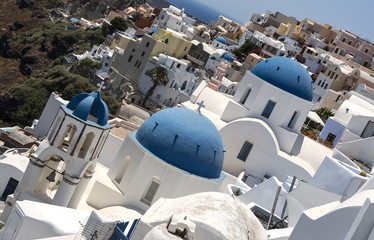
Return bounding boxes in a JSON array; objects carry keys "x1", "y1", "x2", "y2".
[
  {"x1": 251, "y1": 57, "x2": 313, "y2": 101},
  {"x1": 221, "y1": 52, "x2": 234, "y2": 63},
  {"x1": 215, "y1": 36, "x2": 227, "y2": 45},
  {"x1": 135, "y1": 108, "x2": 224, "y2": 179},
  {"x1": 64, "y1": 91, "x2": 110, "y2": 128}
]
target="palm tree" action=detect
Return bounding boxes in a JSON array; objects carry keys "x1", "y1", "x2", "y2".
[{"x1": 142, "y1": 66, "x2": 169, "y2": 107}]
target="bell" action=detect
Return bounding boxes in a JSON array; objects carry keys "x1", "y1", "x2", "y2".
[{"x1": 46, "y1": 170, "x2": 56, "y2": 182}]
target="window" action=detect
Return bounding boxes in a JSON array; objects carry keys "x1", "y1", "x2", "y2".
[
  {"x1": 169, "y1": 80, "x2": 174, "y2": 87},
  {"x1": 356, "y1": 43, "x2": 360, "y2": 49},
  {"x1": 327, "y1": 71, "x2": 331, "y2": 76},
  {"x1": 364, "y1": 61, "x2": 370, "y2": 67},
  {"x1": 141, "y1": 51, "x2": 145, "y2": 56},
  {"x1": 288, "y1": 111, "x2": 298, "y2": 128},
  {"x1": 342, "y1": 37, "x2": 346, "y2": 43},
  {"x1": 184, "y1": 46, "x2": 188, "y2": 51},
  {"x1": 181, "y1": 81, "x2": 187, "y2": 90},
  {"x1": 128, "y1": 55, "x2": 133, "y2": 62},
  {"x1": 240, "y1": 88, "x2": 251, "y2": 104},
  {"x1": 237, "y1": 140, "x2": 253, "y2": 161},
  {"x1": 60, "y1": 124, "x2": 77, "y2": 152},
  {"x1": 137, "y1": 61, "x2": 141, "y2": 68},
  {"x1": 330, "y1": 72, "x2": 335, "y2": 79},
  {"x1": 361, "y1": 121, "x2": 374, "y2": 138},
  {"x1": 324, "y1": 84, "x2": 328, "y2": 90},
  {"x1": 261, "y1": 100, "x2": 276, "y2": 119},
  {"x1": 134, "y1": 60, "x2": 139, "y2": 67},
  {"x1": 146, "y1": 42, "x2": 150, "y2": 47},
  {"x1": 321, "y1": 82, "x2": 325, "y2": 88},
  {"x1": 141, "y1": 178, "x2": 160, "y2": 205},
  {"x1": 78, "y1": 132, "x2": 95, "y2": 159},
  {"x1": 348, "y1": 40, "x2": 352, "y2": 45},
  {"x1": 365, "y1": 48, "x2": 369, "y2": 53},
  {"x1": 317, "y1": 80, "x2": 321, "y2": 86},
  {"x1": 326, "y1": 133, "x2": 336, "y2": 143},
  {"x1": 334, "y1": 74, "x2": 338, "y2": 80},
  {"x1": 132, "y1": 48, "x2": 135, "y2": 52},
  {"x1": 176, "y1": 63, "x2": 181, "y2": 68}
]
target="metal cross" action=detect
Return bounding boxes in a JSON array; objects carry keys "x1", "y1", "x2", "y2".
[
  {"x1": 196, "y1": 100, "x2": 205, "y2": 114},
  {"x1": 97, "y1": 81, "x2": 106, "y2": 92}
]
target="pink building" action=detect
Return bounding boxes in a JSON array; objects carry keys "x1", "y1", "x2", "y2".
[
  {"x1": 333, "y1": 30, "x2": 374, "y2": 68},
  {"x1": 208, "y1": 61, "x2": 228, "y2": 91}
]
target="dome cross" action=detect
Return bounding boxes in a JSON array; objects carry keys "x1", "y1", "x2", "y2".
[
  {"x1": 97, "y1": 81, "x2": 106, "y2": 92},
  {"x1": 196, "y1": 100, "x2": 205, "y2": 114}
]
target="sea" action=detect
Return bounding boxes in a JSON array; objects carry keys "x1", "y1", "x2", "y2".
[{"x1": 165, "y1": 0, "x2": 239, "y2": 24}]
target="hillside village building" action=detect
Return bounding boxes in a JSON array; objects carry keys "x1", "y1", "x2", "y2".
[
  {"x1": 2, "y1": 56, "x2": 374, "y2": 240},
  {"x1": 5, "y1": 2, "x2": 374, "y2": 238}
]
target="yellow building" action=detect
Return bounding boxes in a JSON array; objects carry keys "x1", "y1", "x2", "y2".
[
  {"x1": 292, "y1": 18, "x2": 337, "y2": 44},
  {"x1": 276, "y1": 23, "x2": 297, "y2": 36},
  {"x1": 150, "y1": 28, "x2": 192, "y2": 59}
]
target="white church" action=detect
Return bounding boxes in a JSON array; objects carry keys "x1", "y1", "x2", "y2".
[{"x1": 2, "y1": 56, "x2": 374, "y2": 239}]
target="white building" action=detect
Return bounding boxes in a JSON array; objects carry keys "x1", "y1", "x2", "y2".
[
  {"x1": 319, "y1": 93, "x2": 374, "y2": 148},
  {"x1": 104, "y1": 108, "x2": 237, "y2": 213},
  {"x1": 138, "y1": 53, "x2": 201, "y2": 108},
  {"x1": 131, "y1": 192, "x2": 267, "y2": 240},
  {"x1": 205, "y1": 49, "x2": 235, "y2": 74},
  {"x1": 182, "y1": 57, "x2": 332, "y2": 186},
  {"x1": 1, "y1": 90, "x2": 112, "y2": 224},
  {"x1": 312, "y1": 73, "x2": 333, "y2": 107},
  {"x1": 211, "y1": 36, "x2": 238, "y2": 51},
  {"x1": 152, "y1": 5, "x2": 196, "y2": 33},
  {"x1": 0, "y1": 150, "x2": 29, "y2": 201}
]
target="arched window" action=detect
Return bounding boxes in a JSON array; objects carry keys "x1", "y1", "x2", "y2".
[
  {"x1": 240, "y1": 87, "x2": 252, "y2": 104},
  {"x1": 237, "y1": 140, "x2": 254, "y2": 161},
  {"x1": 334, "y1": 47, "x2": 340, "y2": 54},
  {"x1": 59, "y1": 124, "x2": 77, "y2": 152},
  {"x1": 287, "y1": 111, "x2": 299, "y2": 129},
  {"x1": 261, "y1": 100, "x2": 276, "y2": 119},
  {"x1": 339, "y1": 49, "x2": 345, "y2": 56},
  {"x1": 115, "y1": 156, "x2": 131, "y2": 184},
  {"x1": 141, "y1": 177, "x2": 161, "y2": 206},
  {"x1": 181, "y1": 81, "x2": 187, "y2": 90},
  {"x1": 78, "y1": 132, "x2": 95, "y2": 159}
]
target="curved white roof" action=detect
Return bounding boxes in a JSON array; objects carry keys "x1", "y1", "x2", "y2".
[{"x1": 0, "y1": 150, "x2": 29, "y2": 172}]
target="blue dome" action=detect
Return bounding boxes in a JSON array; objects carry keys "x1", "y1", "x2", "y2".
[
  {"x1": 135, "y1": 108, "x2": 224, "y2": 179},
  {"x1": 221, "y1": 52, "x2": 234, "y2": 63},
  {"x1": 65, "y1": 91, "x2": 109, "y2": 126},
  {"x1": 251, "y1": 57, "x2": 313, "y2": 101},
  {"x1": 215, "y1": 37, "x2": 226, "y2": 45}
]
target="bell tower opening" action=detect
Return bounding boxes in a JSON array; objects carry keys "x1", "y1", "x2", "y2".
[
  {"x1": 59, "y1": 124, "x2": 77, "y2": 152},
  {"x1": 78, "y1": 132, "x2": 95, "y2": 159}
]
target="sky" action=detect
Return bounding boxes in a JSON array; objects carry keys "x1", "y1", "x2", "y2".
[{"x1": 184, "y1": 0, "x2": 374, "y2": 42}]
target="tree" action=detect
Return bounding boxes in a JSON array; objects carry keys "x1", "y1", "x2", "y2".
[
  {"x1": 109, "y1": 17, "x2": 128, "y2": 35},
  {"x1": 233, "y1": 39, "x2": 257, "y2": 58},
  {"x1": 142, "y1": 66, "x2": 169, "y2": 107},
  {"x1": 315, "y1": 107, "x2": 334, "y2": 123}
]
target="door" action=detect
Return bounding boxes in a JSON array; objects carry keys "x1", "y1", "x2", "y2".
[
  {"x1": 1, "y1": 177, "x2": 19, "y2": 199},
  {"x1": 361, "y1": 121, "x2": 374, "y2": 138}
]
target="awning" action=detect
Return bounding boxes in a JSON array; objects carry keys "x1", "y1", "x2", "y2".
[{"x1": 308, "y1": 111, "x2": 325, "y2": 126}]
